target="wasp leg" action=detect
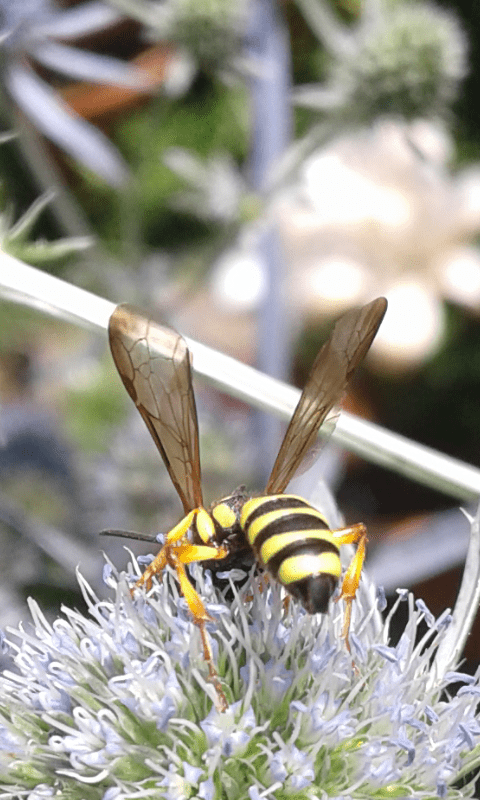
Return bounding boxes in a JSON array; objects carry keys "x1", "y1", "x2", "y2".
[
  {"x1": 330, "y1": 523, "x2": 367, "y2": 652},
  {"x1": 133, "y1": 511, "x2": 230, "y2": 711},
  {"x1": 134, "y1": 509, "x2": 200, "y2": 591},
  {"x1": 172, "y1": 540, "x2": 229, "y2": 619},
  {"x1": 172, "y1": 550, "x2": 229, "y2": 712}
]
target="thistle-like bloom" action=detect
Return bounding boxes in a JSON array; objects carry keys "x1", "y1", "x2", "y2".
[
  {"x1": 112, "y1": 0, "x2": 249, "y2": 76},
  {"x1": 1, "y1": 553, "x2": 480, "y2": 799},
  {"x1": 293, "y1": 0, "x2": 467, "y2": 122},
  {"x1": 0, "y1": 0, "x2": 148, "y2": 186}
]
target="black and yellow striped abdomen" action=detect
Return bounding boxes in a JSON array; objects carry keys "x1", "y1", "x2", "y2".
[{"x1": 240, "y1": 494, "x2": 341, "y2": 615}]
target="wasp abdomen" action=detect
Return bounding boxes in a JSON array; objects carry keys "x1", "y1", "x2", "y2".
[{"x1": 240, "y1": 494, "x2": 342, "y2": 614}]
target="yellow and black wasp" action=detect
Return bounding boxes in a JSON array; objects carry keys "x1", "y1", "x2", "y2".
[{"x1": 105, "y1": 297, "x2": 387, "y2": 710}]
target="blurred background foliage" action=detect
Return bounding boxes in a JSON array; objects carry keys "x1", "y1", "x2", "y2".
[{"x1": 0, "y1": 0, "x2": 479, "y2": 664}]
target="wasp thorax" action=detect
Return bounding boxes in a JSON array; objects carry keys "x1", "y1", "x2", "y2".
[{"x1": 211, "y1": 501, "x2": 237, "y2": 530}]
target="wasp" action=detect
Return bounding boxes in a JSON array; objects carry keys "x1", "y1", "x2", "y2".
[{"x1": 105, "y1": 297, "x2": 387, "y2": 710}]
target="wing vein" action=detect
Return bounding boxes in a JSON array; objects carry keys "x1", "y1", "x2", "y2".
[{"x1": 108, "y1": 304, "x2": 203, "y2": 513}]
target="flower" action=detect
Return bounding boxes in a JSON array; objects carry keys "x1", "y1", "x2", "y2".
[
  {"x1": 1, "y1": 546, "x2": 480, "y2": 798},
  {"x1": 278, "y1": 118, "x2": 480, "y2": 369},
  {"x1": 293, "y1": 0, "x2": 467, "y2": 123},
  {"x1": 273, "y1": 0, "x2": 471, "y2": 371},
  {"x1": 0, "y1": 0, "x2": 149, "y2": 185},
  {"x1": 117, "y1": 0, "x2": 249, "y2": 76}
]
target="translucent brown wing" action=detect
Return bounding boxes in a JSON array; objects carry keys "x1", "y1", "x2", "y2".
[
  {"x1": 108, "y1": 304, "x2": 203, "y2": 514},
  {"x1": 265, "y1": 297, "x2": 387, "y2": 495}
]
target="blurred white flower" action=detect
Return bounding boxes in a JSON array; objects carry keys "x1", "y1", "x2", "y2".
[
  {"x1": 375, "y1": 281, "x2": 445, "y2": 368},
  {"x1": 211, "y1": 246, "x2": 267, "y2": 312},
  {"x1": 278, "y1": 119, "x2": 480, "y2": 369},
  {"x1": 164, "y1": 148, "x2": 247, "y2": 223}
]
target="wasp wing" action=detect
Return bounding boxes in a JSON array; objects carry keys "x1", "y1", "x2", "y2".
[
  {"x1": 265, "y1": 297, "x2": 387, "y2": 495},
  {"x1": 108, "y1": 304, "x2": 203, "y2": 514}
]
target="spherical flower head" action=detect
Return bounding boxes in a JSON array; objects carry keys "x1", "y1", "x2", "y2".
[
  {"x1": 334, "y1": 3, "x2": 468, "y2": 121},
  {"x1": 160, "y1": 0, "x2": 248, "y2": 73},
  {"x1": 0, "y1": 559, "x2": 480, "y2": 799}
]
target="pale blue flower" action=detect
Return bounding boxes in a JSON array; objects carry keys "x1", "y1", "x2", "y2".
[
  {"x1": 0, "y1": 554, "x2": 480, "y2": 798},
  {"x1": 0, "y1": 0, "x2": 148, "y2": 185}
]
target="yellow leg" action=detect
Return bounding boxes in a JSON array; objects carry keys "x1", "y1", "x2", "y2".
[
  {"x1": 172, "y1": 555, "x2": 228, "y2": 712},
  {"x1": 167, "y1": 510, "x2": 199, "y2": 544},
  {"x1": 169, "y1": 542, "x2": 229, "y2": 620},
  {"x1": 132, "y1": 508, "x2": 229, "y2": 711},
  {"x1": 176, "y1": 542, "x2": 229, "y2": 565},
  {"x1": 135, "y1": 547, "x2": 168, "y2": 592},
  {"x1": 134, "y1": 510, "x2": 198, "y2": 591},
  {"x1": 331, "y1": 523, "x2": 367, "y2": 652}
]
